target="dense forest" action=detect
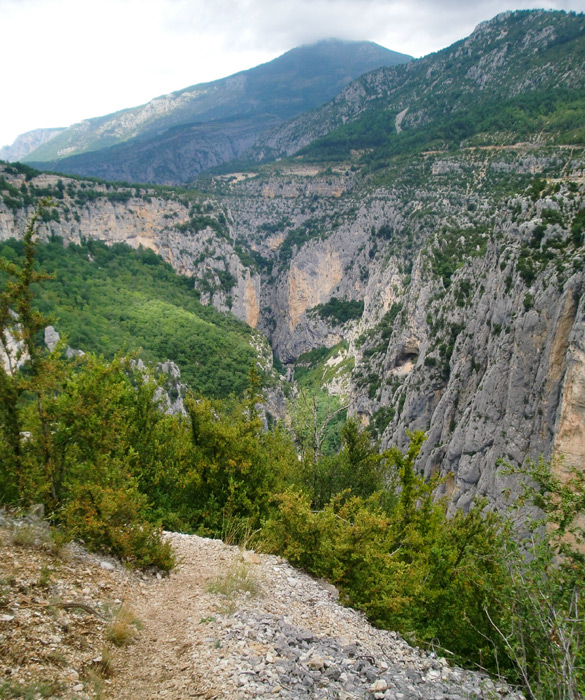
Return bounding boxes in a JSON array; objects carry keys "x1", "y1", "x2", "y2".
[{"x1": 1, "y1": 207, "x2": 584, "y2": 700}]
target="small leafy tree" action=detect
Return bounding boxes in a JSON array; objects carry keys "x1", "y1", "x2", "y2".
[
  {"x1": 182, "y1": 375, "x2": 297, "y2": 535},
  {"x1": 0, "y1": 199, "x2": 56, "y2": 503},
  {"x1": 0, "y1": 206, "x2": 175, "y2": 571}
]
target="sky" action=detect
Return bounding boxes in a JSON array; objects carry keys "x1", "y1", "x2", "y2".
[{"x1": 1, "y1": 0, "x2": 584, "y2": 148}]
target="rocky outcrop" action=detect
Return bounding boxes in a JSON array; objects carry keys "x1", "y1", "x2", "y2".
[
  {"x1": 245, "y1": 10, "x2": 585, "y2": 164},
  {"x1": 3, "y1": 138, "x2": 585, "y2": 511},
  {"x1": 2, "y1": 137, "x2": 585, "y2": 514},
  {"x1": 44, "y1": 325, "x2": 84, "y2": 359},
  {"x1": 0, "y1": 311, "x2": 27, "y2": 376},
  {"x1": 340, "y1": 157, "x2": 585, "y2": 511},
  {"x1": 153, "y1": 360, "x2": 188, "y2": 417}
]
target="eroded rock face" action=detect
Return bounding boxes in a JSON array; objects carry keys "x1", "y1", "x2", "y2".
[
  {"x1": 554, "y1": 308, "x2": 585, "y2": 470},
  {"x1": 0, "y1": 128, "x2": 65, "y2": 163},
  {"x1": 2, "y1": 147, "x2": 585, "y2": 511},
  {"x1": 340, "y1": 170, "x2": 585, "y2": 511},
  {"x1": 218, "y1": 149, "x2": 585, "y2": 509},
  {"x1": 287, "y1": 250, "x2": 344, "y2": 331}
]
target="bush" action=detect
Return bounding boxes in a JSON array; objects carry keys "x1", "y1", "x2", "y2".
[
  {"x1": 61, "y1": 482, "x2": 175, "y2": 572},
  {"x1": 262, "y1": 432, "x2": 507, "y2": 669},
  {"x1": 313, "y1": 297, "x2": 364, "y2": 324},
  {"x1": 487, "y1": 458, "x2": 585, "y2": 699}
]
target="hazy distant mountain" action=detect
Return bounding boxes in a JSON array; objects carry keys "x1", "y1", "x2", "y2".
[
  {"x1": 23, "y1": 39, "x2": 411, "y2": 183},
  {"x1": 0, "y1": 128, "x2": 65, "y2": 162}
]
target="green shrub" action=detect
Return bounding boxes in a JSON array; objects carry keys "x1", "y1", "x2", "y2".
[
  {"x1": 262, "y1": 432, "x2": 506, "y2": 669},
  {"x1": 313, "y1": 297, "x2": 364, "y2": 324},
  {"x1": 61, "y1": 482, "x2": 175, "y2": 572},
  {"x1": 487, "y1": 458, "x2": 585, "y2": 700}
]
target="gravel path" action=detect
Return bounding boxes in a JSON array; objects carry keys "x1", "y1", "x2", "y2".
[{"x1": 106, "y1": 533, "x2": 524, "y2": 700}]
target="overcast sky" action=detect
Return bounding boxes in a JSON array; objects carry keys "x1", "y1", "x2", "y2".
[{"x1": 1, "y1": 0, "x2": 583, "y2": 148}]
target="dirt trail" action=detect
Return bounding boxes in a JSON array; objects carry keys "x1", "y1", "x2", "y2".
[
  {"x1": 107, "y1": 535, "x2": 240, "y2": 699},
  {"x1": 1, "y1": 520, "x2": 525, "y2": 699},
  {"x1": 104, "y1": 534, "x2": 524, "y2": 700}
]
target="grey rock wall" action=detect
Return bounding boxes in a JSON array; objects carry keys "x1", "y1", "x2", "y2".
[{"x1": 2, "y1": 146, "x2": 584, "y2": 511}]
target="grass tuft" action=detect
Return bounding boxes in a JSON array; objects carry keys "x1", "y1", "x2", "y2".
[
  {"x1": 105, "y1": 604, "x2": 141, "y2": 647},
  {"x1": 207, "y1": 561, "x2": 260, "y2": 601}
]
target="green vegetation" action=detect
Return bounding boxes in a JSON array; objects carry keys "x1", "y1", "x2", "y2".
[
  {"x1": 0, "y1": 236, "x2": 257, "y2": 398},
  {"x1": 0, "y1": 680, "x2": 64, "y2": 699},
  {"x1": 2, "y1": 154, "x2": 585, "y2": 697},
  {"x1": 491, "y1": 458, "x2": 585, "y2": 700},
  {"x1": 370, "y1": 405, "x2": 395, "y2": 438},
  {"x1": 276, "y1": 218, "x2": 327, "y2": 268},
  {"x1": 515, "y1": 205, "x2": 583, "y2": 289},
  {"x1": 430, "y1": 225, "x2": 488, "y2": 288},
  {"x1": 302, "y1": 87, "x2": 585, "y2": 168},
  {"x1": 176, "y1": 212, "x2": 227, "y2": 238},
  {"x1": 207, "y1": 561, "x2": 260, "y2": 600},
  {"x1": 264, "y1": 432, "x2": 505, "y2": 664},
  {"x1": 2, "y1": 244, "x2": 583, "y2": 697},
  {"x1": 312, "y1": 297, "x2": 364, "y2": 324},
  {"x1": 293, "y1": 343, "x2": 353, "y2": 456},
  {"x1": 293, "y1": 10, "x2": 585, "y2": 199},
  {"x1": 234, "y1": 242, "x2": 271, "y2": 273}
]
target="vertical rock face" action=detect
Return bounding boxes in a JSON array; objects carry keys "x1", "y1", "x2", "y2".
[
  {"x1": 287, "y1": 249, "x2": 344, "y2": 331},
  {"x1": 209, "y1": 147, "x2": 585, "y2": 510},
  {"x1": 388, "y1": 277, "x2": 584, "y2": 511},
  {"x1": 331, "y1": 157, "x2": 585, "y2": 510},
  {"x1": 0, "y1": 312, "x2": 27, "y2": 376},
  {"x1": 2, "y1": 142, "x2": 585, "y2": 510},
  {"x1": 234, "y1": 273, "x2": 261, "y2": 329},
  {"x1": 554, "y1": 307, "x2": 585, "y2": 470}
]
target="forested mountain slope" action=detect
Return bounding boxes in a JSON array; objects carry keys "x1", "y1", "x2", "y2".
[
  {"x1": 0, "y1": 164, "x2": 275, "y2": 398},
  {"x1": 243, "y1": 9, "x2": 585, "y2": 163}
]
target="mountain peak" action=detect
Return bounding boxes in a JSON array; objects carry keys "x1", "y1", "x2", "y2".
[{"x1": 23, "y1": 39, "x2": 412, "y2": 182}]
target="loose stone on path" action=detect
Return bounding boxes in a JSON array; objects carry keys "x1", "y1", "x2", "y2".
[{"x1": 107, "y1": 532, "x2": 524, "y2": 700}]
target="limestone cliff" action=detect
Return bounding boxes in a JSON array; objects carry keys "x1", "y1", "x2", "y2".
[
  {"x1": 2, "y1": 141, "x2": 585, "y2": 510},
  {"x1": 213, "y1": 144, "x2": 585, "y2": 510},
  {"x1": 0, "y1": 171, "x2": 261, "y2": 329}
]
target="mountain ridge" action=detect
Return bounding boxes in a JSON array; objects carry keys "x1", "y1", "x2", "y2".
[
  {"x1": 21, "y1": 39, "x2": 411, "y2": 183},
  {"x1": 239, "y1": 9, "x2": 585, "y2": 166},
  {"x1": 0, "y1": 127, "x2": 65, "y2": 162}
]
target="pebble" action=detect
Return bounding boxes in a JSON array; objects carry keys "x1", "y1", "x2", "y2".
[
  {"x1": 370, "y1": 679, "x2": 388, "y2": 692},
  {"x1": 213, "y1": 607, "x2": 524, "y2": 699}
]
